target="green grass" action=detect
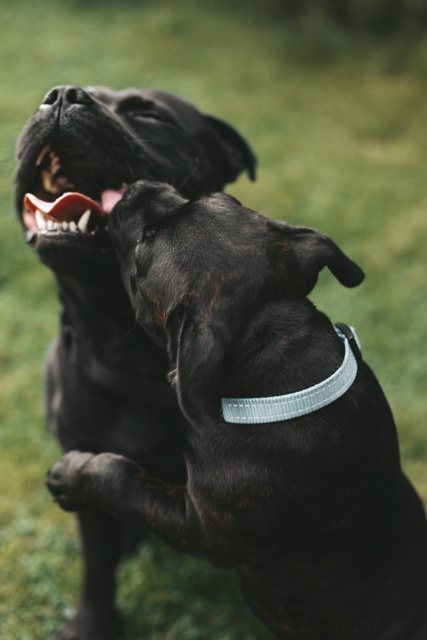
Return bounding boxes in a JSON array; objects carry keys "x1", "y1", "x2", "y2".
[{"x1": 1, "y1": 1, "x2": 427, "y2": 638}]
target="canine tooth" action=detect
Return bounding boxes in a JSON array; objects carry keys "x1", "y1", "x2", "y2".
[
  {"x1": 62, "y1": 221, "x2": 69, "y2": 230},
  {"x1": 77, "y1": 209, "x2": 91, "y2": 233},
  {"x1": 35, "y1": 209, "x2": 46, "y2": 230},
  {"x1": 47, "y1": 220, "x2": 54, "y2": 231},
  {"x1": 69, "y1": 221, "x2": 77, "y2": 232}
]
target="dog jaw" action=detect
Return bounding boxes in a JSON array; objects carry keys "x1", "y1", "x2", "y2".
[
  {"x1": 21, "y1": 137, "x2": 127, "y2": 245},
  {"x1": 23, "y1": 188, "x2": 126, "y2": 240}
]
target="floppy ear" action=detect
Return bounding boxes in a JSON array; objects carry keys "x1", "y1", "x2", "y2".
[
  {"x1": 166, "y1": 306, "x2": 227, "y2": 430},
  {"x1": 205, "y1": 115, "x2": 257, "y2": 183},
  {"x1": 271, "y1": 222, "x2": 365, "y2": 295}
]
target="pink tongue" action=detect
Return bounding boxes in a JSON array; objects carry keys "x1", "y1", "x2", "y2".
[
  {"x1": 101, "y1": 189, "x2": 125, "y2": 214},
  {"x1": 24, "y1": 192, "x2": 104, "y2": 222},
  {"x1": 24, "y1": 188, "x2": 125, "y2": 222}
]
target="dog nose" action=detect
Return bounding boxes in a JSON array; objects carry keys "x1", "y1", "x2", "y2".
[{"x1": 40, "y1": 85, "x2": 94, "y2": 108}]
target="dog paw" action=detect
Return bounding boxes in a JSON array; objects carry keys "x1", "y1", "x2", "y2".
[{"x1": 47, "y1": 451, "x2": 94, "y2": 512}]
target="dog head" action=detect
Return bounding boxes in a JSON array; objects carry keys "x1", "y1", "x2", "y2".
[
  {"x1": 110, "y1": 181, "x2": 364, "y2": 426},
  {"x1": 15, "y1": 85, "x2": 256, "y2": 277}
]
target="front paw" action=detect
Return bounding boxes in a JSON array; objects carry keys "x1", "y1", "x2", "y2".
[{"x1": 47, "y1": 451, "x2": 94, "y2": 511}]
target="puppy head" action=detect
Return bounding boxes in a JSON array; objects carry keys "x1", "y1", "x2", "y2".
[
  {"x1": 110, "y1": 182, "x2": 364, "y2": 426},
  {"x1": 111, "y1": 181, "x2": 363, "y2": 335},
  {"x1": 111, "y1": 182, "x2": 269, "y2": 343}
]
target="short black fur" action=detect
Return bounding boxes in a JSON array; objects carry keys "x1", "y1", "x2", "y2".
[
  {"x1": 15, "y1": 87, "x2": 256, "y2": 640},
  {"x1": 48, "y1": 182, "x2": 427, "y2": 639}
]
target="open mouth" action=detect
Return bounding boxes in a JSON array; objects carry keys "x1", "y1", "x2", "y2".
[{"x1": 21, "y1": 145, "x2": 126, "y2": 240}]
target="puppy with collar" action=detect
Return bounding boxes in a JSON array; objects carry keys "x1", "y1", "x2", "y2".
[{"x1": 47, "y1": 182, "x2": 427, "y2": 640}]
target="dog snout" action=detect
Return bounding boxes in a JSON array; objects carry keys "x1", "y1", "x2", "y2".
[{"x1": 40, "y1": 85, "x2": 94, "y2": 109}]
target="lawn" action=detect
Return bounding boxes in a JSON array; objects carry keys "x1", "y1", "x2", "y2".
[{"x1": 0, "y1": 1, "x2": 426, "y2": 638}]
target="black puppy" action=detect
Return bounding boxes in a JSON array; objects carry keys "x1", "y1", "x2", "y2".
[
  {"x1": 15, "y1": 87, "x2": 256, "y2": 640},
  {"x1": 47, "y1": 182, "x2": 427, "y2": 640}
]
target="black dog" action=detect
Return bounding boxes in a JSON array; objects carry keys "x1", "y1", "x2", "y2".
[
  {"x1": 47, "y1": 181, "x2": 427, "y2": 639},
  {"x1": 15, "y1": 87, "x2": 256, "y2": 640}
]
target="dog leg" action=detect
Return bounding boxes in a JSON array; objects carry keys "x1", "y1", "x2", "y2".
[
  {"x1": 52, "y1": 508, "x2": 136, "y2": 640},
  {"x1": 47, "y1": 451, "x2": 216, "y2": 560}
]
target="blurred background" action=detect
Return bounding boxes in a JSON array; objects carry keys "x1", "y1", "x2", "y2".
[{"x1": 1, "y1": 0, "x2": 426, "y2": 638}]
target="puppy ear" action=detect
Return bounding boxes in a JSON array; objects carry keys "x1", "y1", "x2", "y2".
[
  {"x1": 166, "y1": 306, "x2": 227, "y2": 429},
  {"x1": 205, "y1": 115, "x2": 257, "y2": 183},
  {"x1": 271, "y1": 222, "x2": 365, "y2": 295}
]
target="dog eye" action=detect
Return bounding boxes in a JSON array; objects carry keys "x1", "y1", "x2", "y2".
[
  {"x1": 129, "y1": 110, "x2": 164, "y2": 122},
  {"x1": 124, "y1": 99, "x2": 172, "y2": 124},
  {"x1": 137, "y1": 109, "x2": 177, "y2": 125}
]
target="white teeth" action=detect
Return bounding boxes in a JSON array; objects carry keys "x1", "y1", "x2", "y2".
[
  {"x1": 77, "y1": 209, "x2": 91, "y2": 233},
  {"x1": 34, "y1": 209, "x2": 69, "y2": 234},
  {"x1": 33, "y1": 209, "x2": 90, "y2": 234},
  {"x1": 35, "y1": 210, "x2": 46, "y2": 230}
]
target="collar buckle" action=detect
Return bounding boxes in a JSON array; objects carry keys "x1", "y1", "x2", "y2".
[{"x1": 334, "y1": 322, "x2": 362, "y2": 362}]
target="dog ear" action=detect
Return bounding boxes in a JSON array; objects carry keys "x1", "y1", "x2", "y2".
[
  {"x1": 166, "y1": 305, "x2": 227, "y2": 430},
  {"x1": 270, "y1": 222, "x2": 365, "y2": 295},
  {"x1": 205, "y1": 115, "x2": 257, "y2": 183}
]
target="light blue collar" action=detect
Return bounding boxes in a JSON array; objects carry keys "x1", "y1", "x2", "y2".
[{"x1": 221, "y1": 324, "x2": 361, "y2": 424}]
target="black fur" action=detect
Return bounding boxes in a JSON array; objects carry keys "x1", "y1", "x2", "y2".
[
  {"x1": 48, "y1": 181, "x2": 427, "y2": 639},
  {"x1": 15, "y1": 87, "x2": 256, "y2": 640}
]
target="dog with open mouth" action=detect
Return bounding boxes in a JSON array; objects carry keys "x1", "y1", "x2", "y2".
[
  {"x1": 47, "y1": 181, "x2": 427, "y2": 640},
  {"x1": 15, "y1": 86, "x2": 256, "y2": 640}
]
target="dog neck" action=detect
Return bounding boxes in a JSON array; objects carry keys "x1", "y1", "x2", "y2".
[
  {"x1": 220, "y1": 298, "x2": 348, "y2": 404},
  {"x1": 54, "y1": 270, "x2": 165, "y2": 375},
  {"x1": 222, "y1": 323, "x2": 360, "y2": 423}
]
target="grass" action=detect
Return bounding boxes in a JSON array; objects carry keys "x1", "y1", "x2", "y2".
[{"x1": 1, "y1": 1, "x2": 427, "y2": 638}]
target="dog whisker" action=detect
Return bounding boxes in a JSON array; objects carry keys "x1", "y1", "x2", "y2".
[
  {"x1": 177, "y1": 158, "x2": 201, "y2": 192},
  {"x1": 109, "y1": 306, "x2": 135, "y2": 320},
  {"x1": 111, "y1": 320, "x2": 139, "y2": 346}
]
